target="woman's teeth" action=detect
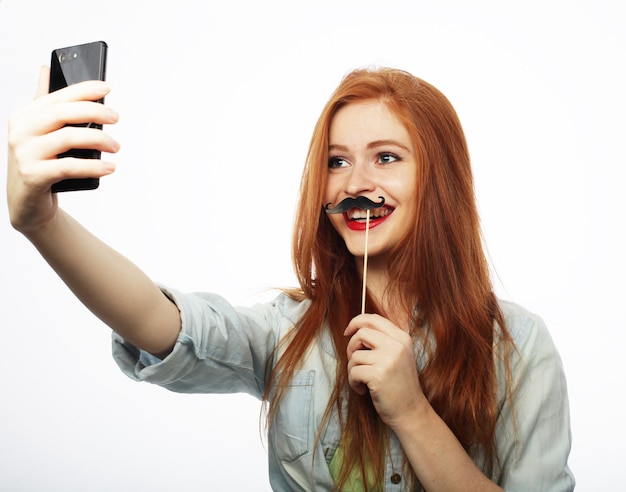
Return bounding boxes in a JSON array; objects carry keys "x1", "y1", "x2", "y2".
[{"x1": 348, "y1": 208, "x2": 392, "y2": 221}]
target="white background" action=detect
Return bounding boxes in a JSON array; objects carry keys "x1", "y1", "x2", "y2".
[{"x1": 0, "y1": 0, "x2": 624, "y2": 490}]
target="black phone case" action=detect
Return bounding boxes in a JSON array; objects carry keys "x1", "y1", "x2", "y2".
[{"x1": 49, "y1": 41, "x2": 108, "y2": 193}]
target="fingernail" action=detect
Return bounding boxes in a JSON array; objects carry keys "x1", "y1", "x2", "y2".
[
  {"x1": 102, "y1": 162, "x2": 116, "y2": 174},
  {"x1": 106, "y1": 107, "x2": 119, "y2": 121},
  {"x1": 96, "y1": 81, "x2": 111, "y2": 94}
]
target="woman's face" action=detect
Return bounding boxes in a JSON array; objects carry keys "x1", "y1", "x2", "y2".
[{"x1": 324, "y1": 100, "x2": 418, "y2": 262}]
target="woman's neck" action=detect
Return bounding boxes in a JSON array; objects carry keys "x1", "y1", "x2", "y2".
[
  {"x1": 356, "y1": 255, "x2": 412, "y2": 330},
  {"x1": 358, "y1": 259, "x2": 388, "y2": 305}
]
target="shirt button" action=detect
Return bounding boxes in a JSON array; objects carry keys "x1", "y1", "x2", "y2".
[{"x1": 390, "y1": 473, "x2": 402, "y2": 484}]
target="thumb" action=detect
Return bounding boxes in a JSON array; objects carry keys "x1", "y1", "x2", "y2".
[{"x1": 35, "y1": 66, "x2": 50, "y2": 98}]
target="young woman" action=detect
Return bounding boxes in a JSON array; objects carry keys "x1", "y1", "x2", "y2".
[{"x1": 7, "y1": 66, "x2": 574, "y2": 491}]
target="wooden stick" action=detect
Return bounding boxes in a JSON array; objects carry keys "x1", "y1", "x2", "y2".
[{"x1": 361, "y1": 209, "x2": 370, "y2": 314}]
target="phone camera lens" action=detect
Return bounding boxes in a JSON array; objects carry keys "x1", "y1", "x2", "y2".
[{"x1": 60, "y1": 52, "x2": 67, "y2": 62}]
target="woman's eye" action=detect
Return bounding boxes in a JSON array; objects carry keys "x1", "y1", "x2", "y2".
[
  {"x1": 328, "y1": 157, "x2": 349, "y2": 169},
  {"x1": 378, "y1": 152, "x2": 400, "y2": 164}
]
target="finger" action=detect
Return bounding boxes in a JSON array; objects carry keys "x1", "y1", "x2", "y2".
[
  {"x1": 344, "y1": 313, "x2": 390, "y2": 337},
  {"x1": 45, "y1": 79, "x2": 111, "y2": 105},
  {"x1": 52, "y1": 156, "x2": 116, "y2": 182},
  {"x1": 344, "y1": 314, "x2": 370, "y2": 337},
  {"x1": 346, "y1": 364, "x2": 370, "y2": 395},
  {"x1": 346, "y1": 327, "x2": 372, "y2": 358},
  {"x1": 36, "y1": 66, "x2": 50, "y2": 98},
  {"x1": 346, "y1": 327, "x2": 386, "y2": 360},
  {"x1": 348, "y1": 346, "x2": 378, "y2": 367},
  {"x1": 19, "y1": 157, "x2": 116, "y2": 192},
  {"x1": 54, "y1": 101, "x2": 119, "y2": 125},
  {"x1": 41, "y1": 101, "x2": 119, "y2": 135},
  {"x1": 11, "y1": 90, "x2": 117, "y2": 147},
  {"x1": 30, "y1": 126, "x2": 120, "y2": 162}
]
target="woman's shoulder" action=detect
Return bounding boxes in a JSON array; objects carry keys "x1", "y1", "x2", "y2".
[
  {"x1": 234, "y1": 290, "x2": 313, "y2": 339},
  {"x1": 496, "y1": 299, "x2": 560, "y2": 359},
  {"x1": 266, "y1": 290, "x2": 312, "y2": 321}
]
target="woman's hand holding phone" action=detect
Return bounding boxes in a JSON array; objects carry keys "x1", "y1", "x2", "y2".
[
  {"x1": 7, "y1": 65, "x2": 180, "y2": 355},
  {"x1": 7, "y1": 66, "x2": 120, "y2": 236}
]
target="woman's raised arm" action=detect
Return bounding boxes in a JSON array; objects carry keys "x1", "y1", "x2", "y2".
[{"x1": 7, "y1": 67, "x2": 181, "y2": 357}]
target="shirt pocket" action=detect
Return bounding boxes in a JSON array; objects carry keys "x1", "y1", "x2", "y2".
[{"x1": 273, "y1": 369, "x2": 316, "y2": 462}]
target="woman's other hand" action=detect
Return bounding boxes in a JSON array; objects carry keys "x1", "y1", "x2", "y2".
[{"x1": 344, "y1": 313, "x2": 428, "y2": 430}]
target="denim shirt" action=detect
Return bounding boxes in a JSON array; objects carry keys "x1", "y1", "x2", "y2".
[{"x1": 112, "y1": 287, "x2": 575, "y2": 491}]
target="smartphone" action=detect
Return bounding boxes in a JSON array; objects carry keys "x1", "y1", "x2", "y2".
[{"x1": 49, "y1": 41, "x2": 108, "y2": 192}]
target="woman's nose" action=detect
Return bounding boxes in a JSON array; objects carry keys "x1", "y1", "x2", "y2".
[{"x1": 345, "y1": 162, "x2": 375, "y2": 196}]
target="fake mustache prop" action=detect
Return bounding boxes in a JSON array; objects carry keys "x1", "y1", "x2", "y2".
[
  {"x1": 323, "y1": 195, "x2": 386, "y2": 314},
  {"x1": 324, "y1": 196, "x2": 386, "y2": 214}
]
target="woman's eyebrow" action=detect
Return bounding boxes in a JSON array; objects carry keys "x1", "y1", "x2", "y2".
[
  {"x1": 328, "y1": 144, "x2": 348, "y2": 153},
  {"x1": 328, "y1": 140, "x2": 411, "y2": 153},
  {"x1": 366, "y1": 139, "x2": 411, "y2": 152}
]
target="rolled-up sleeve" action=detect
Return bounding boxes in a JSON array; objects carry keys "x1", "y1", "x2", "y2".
[
  {"x1": 112, "y1": 287, "x2": 306, "y2": 400},
  {"x1": 496, "y1": 302, "x2": 575, "y2": 491}
]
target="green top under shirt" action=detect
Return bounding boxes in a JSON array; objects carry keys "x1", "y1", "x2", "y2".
[{"x1": 328, "y1": 444, "x2": 382, "y2": 492}]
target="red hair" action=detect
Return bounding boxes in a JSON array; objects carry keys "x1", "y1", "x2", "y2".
[{"x1": 264, "y1": 67, "x2": 514, "y2": 489}]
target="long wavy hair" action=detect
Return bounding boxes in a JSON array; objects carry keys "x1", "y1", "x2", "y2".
[{"x1": 263, "y1": 67, "x2": 514, "y2": 490}]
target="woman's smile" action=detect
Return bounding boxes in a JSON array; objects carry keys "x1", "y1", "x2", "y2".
[{"x1": 344, "y1": 206, "x2": 394, "y2": 231}]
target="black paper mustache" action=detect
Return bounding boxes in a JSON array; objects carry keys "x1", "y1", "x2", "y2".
[{"x1": 324, "y1": 196, "x2": 386, "y2": 214}]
